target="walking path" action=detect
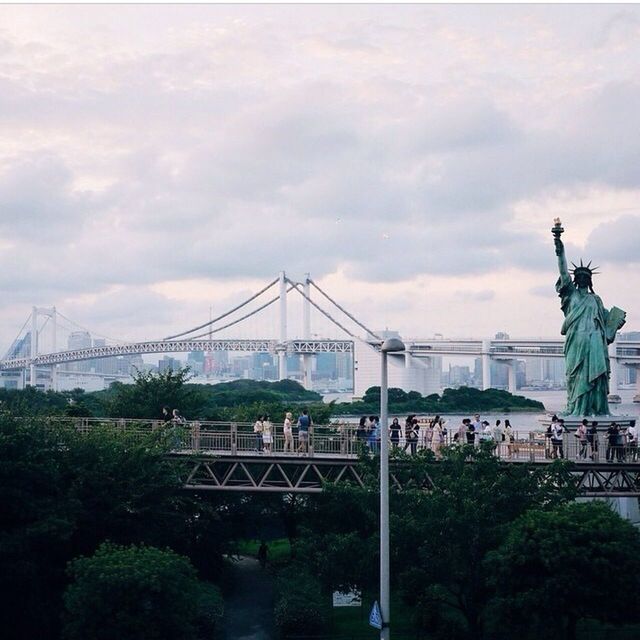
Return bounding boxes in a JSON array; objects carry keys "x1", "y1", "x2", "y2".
[{"x1": 221, "y1": 556, "x2": 274, "y2": 640}]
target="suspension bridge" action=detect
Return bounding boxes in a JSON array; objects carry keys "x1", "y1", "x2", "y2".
[{"x1": 2, "y1": 272, "x2": 639, "y2": 396}]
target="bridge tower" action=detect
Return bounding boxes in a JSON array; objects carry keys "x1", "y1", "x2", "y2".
[
  {"x1": 481, "y1": 339, "x2": 491, "y2": 390},
  {"x1": 279, "y1": 271, "x2": 287, "y2": 380},
  {"x1": 28, "y1": 306, "x2": 58, "y2": 388},
  {"x1": 302, "y1": 273, "x2": 312, "y2": 389},
  {"x1": 29, "y1": 306, "x2": 37, "y2": 386},
  {"x1": 608, "y1": 338, "x2": 619, "y2": 395}
]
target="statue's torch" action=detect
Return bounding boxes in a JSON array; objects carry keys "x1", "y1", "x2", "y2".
[{"x1": 552, "y1": 217, "x2": 564, "y2": 239}]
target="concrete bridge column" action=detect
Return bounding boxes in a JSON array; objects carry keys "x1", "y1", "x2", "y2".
[
  {"x1": 29, "y1": 306, "x2": 37, "y2": 387},
  {"x1": 301, "y1": 273, "x2": 312, "y2": 390},
  {"x1": 278, "y1": 271, "x2": 288, "y2": 380},
  {"x1": 507, "y1": 360, "x2": 517, "y2": 395},
  {"x1": 482, "y1": 339, "x2": 491, "y2": 390},
  {"x1": 608, "y1": 340, "x2": 619, "y2": 394}
]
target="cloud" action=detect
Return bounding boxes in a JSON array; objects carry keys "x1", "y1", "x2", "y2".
[
  {"x1": 1, "y1": 5, "x2": 640, "y2": 349},
  {"x1": 454, "y1": 289, "x2": 495, "y2": 302},
  {"x1": 585, "y1": 214, "x2": 640, "y2": 266}
]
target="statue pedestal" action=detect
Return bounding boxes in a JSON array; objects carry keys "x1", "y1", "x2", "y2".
[{"x1": 539, "y1": 414, "x2": 636, "y2": 432}]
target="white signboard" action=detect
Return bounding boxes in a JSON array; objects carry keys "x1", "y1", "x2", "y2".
[{"x1": 332, "y1": 590, "x2": 362, "y2": 607}]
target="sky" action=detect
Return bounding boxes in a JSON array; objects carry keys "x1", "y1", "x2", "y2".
[{"x1": 1, "y1": 4, "x2": 639, "y2": 351}]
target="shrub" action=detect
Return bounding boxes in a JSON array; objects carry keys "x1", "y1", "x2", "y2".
[
  {"x1": 63, "y1": 542, "x2": 215, "y2": 640},
  {"x1": 274, "y1": 565, "x2": 328, "y2": 636}
]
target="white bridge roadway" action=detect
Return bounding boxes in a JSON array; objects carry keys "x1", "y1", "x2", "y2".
[{"x1": 2, "y1": 337, "x2": 639, "y2": 370}]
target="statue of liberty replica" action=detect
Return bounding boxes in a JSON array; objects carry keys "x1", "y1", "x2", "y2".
[{"x1": 552, "y1": 219, "x2": 626, "y2": 416}]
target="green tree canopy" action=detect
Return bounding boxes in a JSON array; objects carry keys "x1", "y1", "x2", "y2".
[
  {"x1": 106, "y1": 367, "x2": 198, "y2": 419},
  {"x1": 0, "y1": 413, "x2": 233, "y2": 639},
  {"x1": 488, "y1": 501, "x2": 640, "y2": 640},
  {"x1": 63, "y1": 542, "x2": 219, "y2": 640}
]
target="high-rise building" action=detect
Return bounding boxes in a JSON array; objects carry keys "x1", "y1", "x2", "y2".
[
  {"x1": 158, "y1": 356, "x2": 181, "y2": 372},
  {"x1": 353, "y1": 334, "x2": 440, "y2": 399},
  {"x1": 68, "y1": 331, "x2": 92, "y2": 372}
]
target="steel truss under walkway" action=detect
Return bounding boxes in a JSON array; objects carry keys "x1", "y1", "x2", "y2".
[{"x1": 177, "y1": 454, "x2": 640, "y2": 497}]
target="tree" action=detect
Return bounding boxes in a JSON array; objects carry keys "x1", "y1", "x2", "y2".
[
  {"x1": 488, "y1": 501, "x2": 640, "y2": 640},
  {"x1": 106, "y1": 367, "x2": 198, "y2": 418},
  {"x1": 0, "y1": 415, "x2": 77, "y2": 640},
  {"x1": 0, "y1": 413, "x2": 233, "y2": 638},
  {"x1": 393, "y1": 447, "x2": 576, "y2": 639},
  {"x1": 63, "y1": 542, "x2": 219, "y2": 640},
  {"x1": 294, "y1": 484, "x2": 379, "y2": 593}
]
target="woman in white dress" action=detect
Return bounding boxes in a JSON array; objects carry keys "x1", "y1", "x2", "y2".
[
  {"x1": 262, "y1": 415, "x2": 273, "y2": 454},
  {"x1": 283, "y1": 412, "x2": 293, "y2": 453},
  {"x1": 431, "y1": 420, "x2": 443, "y2": 459},
  {"x1": 254, "y1": 415, "x2": 264, "y2": 452}
]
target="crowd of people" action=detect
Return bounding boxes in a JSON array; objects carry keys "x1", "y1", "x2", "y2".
[
  {"x1": 545, "y1": 416, "x2": 638, "y2": 462},
  {"x1": 163, "y1": 407, "x2": 638, "y2": 463},
  {"x1": 253, "y1": 409, "x2": 313, "y2": 456}
]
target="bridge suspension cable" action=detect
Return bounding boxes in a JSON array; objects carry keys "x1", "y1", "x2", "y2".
[
  {"x1": 2, "y1": 314, "x2": 31, "y2": 360},
  {"x1": 164, "y1": 277, "x2": 279, "y2": 340},
  {"x1": 179, "y1": 285, "x2": 295, "y2": 341},
  {"x1": 308, "y1": 278, "x2": 381, "y2": 341},
  {"x1": 55, "y1": 311, "x2": 132, "y2": 345},
  {"x1": 287, "y1": 279, "x2": 362, "y2": 341}
]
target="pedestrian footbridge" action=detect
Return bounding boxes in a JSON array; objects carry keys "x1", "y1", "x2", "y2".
[{"x1": 60, "y1": 418, "x2": 640, "y2": 497}]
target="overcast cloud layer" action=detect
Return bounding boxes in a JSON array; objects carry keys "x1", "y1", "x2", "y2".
[{"x1": 0, "y1": 5, "x2": 639, "y2": 349}]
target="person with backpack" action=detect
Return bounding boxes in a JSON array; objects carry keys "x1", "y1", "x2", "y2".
[
  {"x1": 551, "y1": 418, "x2": 565, "y2": 459},
  {"x1": 297, "y1": 409, "x2": 312, "y2": 456},
  {"x1": 254, "y1": 415, "x2": 264, "y2": 453},
  {"x1": 575, "y1": 420, "x2": 588, "y2": 460},
  {"x1": 587, "y1": 420, "x2": 599, "y2": 460},
  {"x1": 627, "y1": 420, "x2": 638, "y2": 462},
  {"x1": 465, "y1": 419, "x2": 476, "y2": 446}
]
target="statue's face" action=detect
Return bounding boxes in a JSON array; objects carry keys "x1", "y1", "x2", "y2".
[{"x1": 574, "y1": 272, "x2": 592, "y2": 289}]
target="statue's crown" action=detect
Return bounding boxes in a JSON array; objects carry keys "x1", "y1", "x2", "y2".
[{"x1": 570, "y1": 259, "x2": 599, "y2": 278}]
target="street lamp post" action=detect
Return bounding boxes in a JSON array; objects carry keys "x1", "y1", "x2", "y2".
[{"x1": 379, "y1": 338, "x2": 405, "y2": 640}]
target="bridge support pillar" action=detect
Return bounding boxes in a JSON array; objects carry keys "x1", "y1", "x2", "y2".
[
  {"x1": 507, "y1": 360, "x2": 517, "y2": 394},
  {"x1": 302, "y1": 274, "x2": 312, "y2": 389},
  {"x1": 279, "y1": 271, "x2": 288, "y2": 380},
  {"x1": 29, "y1": 306, "x2": 37, "y2": 387},
  {"x1": 481, "y1": 340, "x2": 491, "y2": 390},
  {"x1": 608, "y1": 340, "x2": 619, "y2": 394}
]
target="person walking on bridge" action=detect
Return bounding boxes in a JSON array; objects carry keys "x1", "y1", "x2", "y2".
[
  {"x1": 262, "y1": 415, "x2": 273, "y2": 454},
  {"x1": 297, "y1": 409, "x2": 312, "y2": 456},
  {"x1": 587, "y1": 420, "x2": 599, "y2": 460},
  {"x1": 254, "y1": 415, "x2": 264, "y2": 453},
  {"x1": 575, "y1": 420, "x2": 588, "y2": 460},
  {"x1": 551, "y1": 419, "x2": 565, "y2": 459},
  {"x1": 627, "y1": 420, "x2": 638, "y2": 462},
  {"x1": 283, "y1": 412, "x2": 294, "y2": 453}
]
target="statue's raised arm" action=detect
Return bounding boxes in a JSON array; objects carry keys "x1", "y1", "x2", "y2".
[{"x1": 552, "y1": 218, "x2": 570, "y2": 282}]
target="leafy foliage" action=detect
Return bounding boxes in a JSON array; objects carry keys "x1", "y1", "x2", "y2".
[
  {"x1": 63, "y1": 542, "x2": 221, "y2": 640},
  {"x1": 488, "y1": 501, "x2": 640, "y2": 639},
  {"x1": 0, "y1": 412, "x2": 233, "y2": 639},
  {"x1": 273, "y1": 565, "x2": 329, "y2": 636},
  {"x1": 0, "y1": 372, "x2": 332, "y2": 423},
  {"x1": 340, "y1": 385, "x2": 544, "y2": 415},
  {"x1": 291, "y1": 445, "x2": 578, "y2": 640}
]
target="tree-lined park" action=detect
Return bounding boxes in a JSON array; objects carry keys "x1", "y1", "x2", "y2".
[{"x1": 1, "y1": 370, "x2": 639, "y2": 640}]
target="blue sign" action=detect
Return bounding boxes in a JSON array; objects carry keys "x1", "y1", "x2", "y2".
[{"x1": 369, "y1": 600, "x2": 383, "y2": 630}]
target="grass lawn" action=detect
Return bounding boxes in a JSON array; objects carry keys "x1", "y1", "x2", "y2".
[{"x1": 330, "y1": 594, "x2": 420, "y2": 640}]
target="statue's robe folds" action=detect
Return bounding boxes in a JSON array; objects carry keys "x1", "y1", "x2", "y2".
[{"x1": 556, "y1": 273, "x2": 610, "y2": 416}]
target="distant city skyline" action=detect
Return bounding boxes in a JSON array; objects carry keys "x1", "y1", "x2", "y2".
[{"x1": 0, "y1": 5, "x2": 639, "y2": 352}]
